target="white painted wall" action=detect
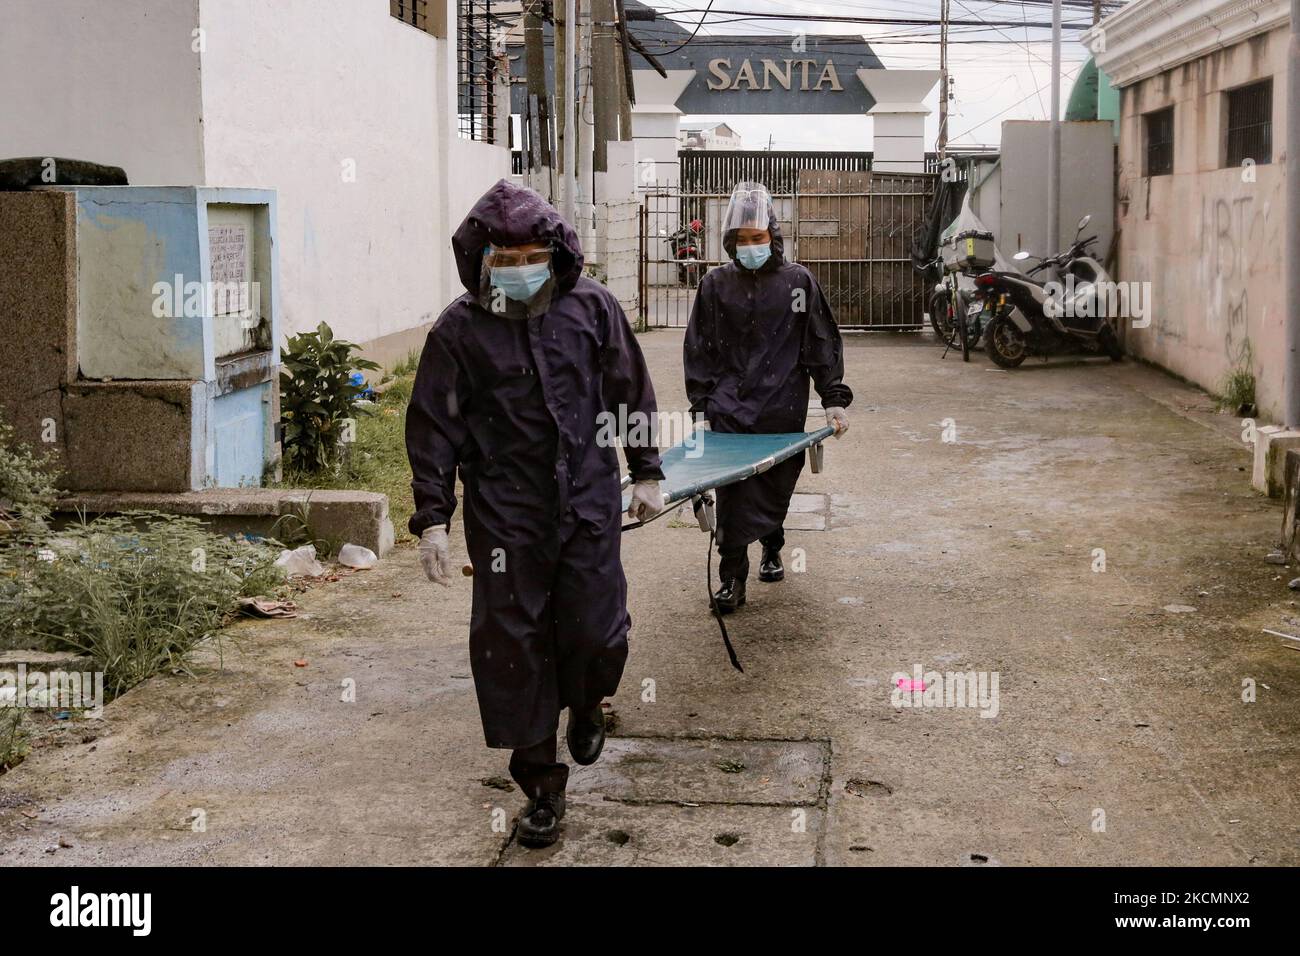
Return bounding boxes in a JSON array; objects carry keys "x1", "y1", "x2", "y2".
[
  {"x1": 0, "y1": 0, "x2": 512, "y2": 350},
  {"x1": 198, "y1": 0, "x2": 452, "y2": 343},
  {"x1": 0, "y1": 0, "x2": 205, "y2": 185}
]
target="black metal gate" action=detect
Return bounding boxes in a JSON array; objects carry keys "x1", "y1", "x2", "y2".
[{"x1": 638, "y1": 160, "x2": 936, "y2": 330}]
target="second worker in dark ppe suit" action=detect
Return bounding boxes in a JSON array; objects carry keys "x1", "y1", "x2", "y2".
[
  {"x1": 405, "y1": 179, "x2": 665, "y2": 848},
  {"x1": 684, "y1": 181, "x2": 853, "y2": 612}
]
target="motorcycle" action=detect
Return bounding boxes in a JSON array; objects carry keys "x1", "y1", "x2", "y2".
[
  {"x1": 664, "y1": 218, "x2": 705, "y2": 288},
  {"x1": 927, "y1": 258, "x2": 994, "y2": 362},
  {"x1": 970, "y1": 215, "x2": 1124, "y2": 369}
]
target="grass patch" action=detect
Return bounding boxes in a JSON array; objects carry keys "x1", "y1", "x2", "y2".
[
  {"x1": 1217, "y1": 365, "x2": 1256, "y2": 414},
  {"x1": 0, "y1": 513, "x2": 284, "y2": 698},
  {"x1": 277, "y1": 371, "x2": 418, "y2": 544}
]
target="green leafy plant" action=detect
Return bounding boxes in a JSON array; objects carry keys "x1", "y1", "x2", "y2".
[
  {"x1": 0, "y1": 413, "x2": 60, "y2": 535},
  {"x1": 0, "y1": 513, "x2": 284, "y2": 697},
  {"x1": 280, "y1": 322, "x2": 379, "y2": 474},
  {"x1": 276, "y1": 366, "x2": 419, "y2": 539}
]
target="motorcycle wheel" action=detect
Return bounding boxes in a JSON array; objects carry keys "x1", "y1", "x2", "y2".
[
  {"x1": 986, "y1": 316, "x2": 1028, "y2": 369},
  {"x1": 929, "y1": 289, "x2": 953, "y2": 340},
  {"x1": 957, "y1": 303, "x2": 971, "y2": 362},
  {"x1": 1098, "y1": 323, "x2": 1123, "y2": 361}
]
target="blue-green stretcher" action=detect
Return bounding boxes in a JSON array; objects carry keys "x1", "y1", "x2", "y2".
[{"x1": 620, "y1": 425, "x2": 836, "y2": 532}]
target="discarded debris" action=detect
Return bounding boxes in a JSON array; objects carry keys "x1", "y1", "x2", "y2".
[
  {"x1": 237, "y1": 597, "x2": 299, "y2": 619},
  {"x1": 337, "y1": 544, "x2": 378, "y2": 569},
  {"x1": 275, "y1": 544, "x2": 325, "y2": 578},
  {"x1": 845, "y1": 777, "x2": 892, "y2": 797},
  {"x1": 1265, "y1": 551, "x2": 1288, "y2": 566},
  {"x1": 1163, "y1": 604, "x2": 1197, "y2": 614}
]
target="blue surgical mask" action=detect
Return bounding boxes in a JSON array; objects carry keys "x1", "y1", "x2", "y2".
[
  {"x1": 736, "y1": 242, "x2": 771, "y2": 270},
  {"x1": 490, "y1": 262, "x2": 551, "y2": 302}
]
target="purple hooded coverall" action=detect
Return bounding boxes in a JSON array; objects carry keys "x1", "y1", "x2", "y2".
[
  {"x1": 683, "y1": 214, "x2": 853, "y2": 582},
  {"x1": 406, "y1": 180, "x2": 664, "y2": 796}
]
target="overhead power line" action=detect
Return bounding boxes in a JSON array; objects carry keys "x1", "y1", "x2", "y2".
[{"x1": 655, "y1": 7, "x2": 1097, "y2": 29}]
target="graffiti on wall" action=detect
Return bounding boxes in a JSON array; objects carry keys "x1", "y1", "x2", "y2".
[{"x1": 1198, "y1": 190, "x2": 1277, "y2": 367}]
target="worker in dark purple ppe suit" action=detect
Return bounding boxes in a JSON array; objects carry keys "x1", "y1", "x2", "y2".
[
  {"x1": 405, "y1": 179, "x2": 665, "y2": 848},
  {"x1": 684, "y1": 181, "x2": 852, "y2": 613}
]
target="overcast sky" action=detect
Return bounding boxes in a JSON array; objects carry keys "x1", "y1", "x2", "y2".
[{"x1": 646, "y1": 0, "x2": 1108, "y2": 151}]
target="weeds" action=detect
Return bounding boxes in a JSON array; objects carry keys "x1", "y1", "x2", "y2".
[
  {"x1": 1218, "y1": 365, "x2": 1256, "y2": 414},
  {"x1": 0, "y1": 413, "x2": 60, "y2": 535},
  {"x1": 0, "y1": 513, "x2": 283, "y2": 698},
  {"x1": 0, "y1": 709, "x2": 28, "y2": 773}
]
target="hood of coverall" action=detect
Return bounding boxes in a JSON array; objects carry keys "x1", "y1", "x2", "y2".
[{"x1": 453, "y1": 178, "x2": 585, "y2": 297}]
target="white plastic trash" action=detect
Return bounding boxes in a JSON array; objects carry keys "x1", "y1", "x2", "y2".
[
  {"x1": 337, "y1": 543, "x2": 378, "y2": 569},
  {"x1": 275, "y1": 544, "x2": 325, "y2": 578}
]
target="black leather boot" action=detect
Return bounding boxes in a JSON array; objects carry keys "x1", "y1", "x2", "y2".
[
  {"x1": 713, "y1": 577, "x2": 747, "y2": 614},
  {"x1": 758, "y1": 547, "x2": 784, "y2": 583},
  {"x1": 565, "y1": 703, "x2": 607, "y2": 766},
  {"x1": 518, "y1": 792, "x2": 566, "y2": 848}
]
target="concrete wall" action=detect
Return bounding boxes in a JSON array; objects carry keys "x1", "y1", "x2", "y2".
[
  {"x1": 0, "y1": 0, "x2": 511, "y2": 357},
  {"x1": 999, "y1": 121, "x2": 1116, "y2": 258},
  {"x1": 0, "y1": 0, "x2": 205, "y2": 185},
  {"x1": 0, "y1": 192, "x2": 77, "y2": 464},
  {"x1": 966, "y1": 159, "x2": 1003, "y2": 244},
  {"x1": 1114, "y1": 28, "x2": 1289, "y2": 419},
  {"x1": 197, "y1": 0, "x2": 507, "y2": 345}
]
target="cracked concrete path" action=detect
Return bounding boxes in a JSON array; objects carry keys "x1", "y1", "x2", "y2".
[{"x1": 2, "y1": 333, "x2": 1298, "y2": 866}]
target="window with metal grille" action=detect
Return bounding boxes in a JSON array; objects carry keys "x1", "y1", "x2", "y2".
[
  {"x1": 458, "y1": 0, "x2": 497, "y2": 143},
  {"x1": 390, "y1": 0, "x2": 442, "y2": 36},
  {"x1": 1143, "y1": 107, "x2": 1174, "y2": 176},
  {"x1": 1225, "y1": 80, "x2": 1272, "y2": 168}
]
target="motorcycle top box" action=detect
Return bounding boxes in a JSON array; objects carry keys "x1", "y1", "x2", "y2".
[{"x1": 942, "y1": 229, "x2": 997, "y2": 273}]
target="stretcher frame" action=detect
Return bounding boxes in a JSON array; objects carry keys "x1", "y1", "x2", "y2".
[{"x1": 620, "y1": 425, "x2": 837, "y2": 532}]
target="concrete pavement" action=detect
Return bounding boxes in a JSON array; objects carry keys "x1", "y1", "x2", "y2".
[{"x1": 2, "y1": 331, "x2": 1297, "y2": 866}]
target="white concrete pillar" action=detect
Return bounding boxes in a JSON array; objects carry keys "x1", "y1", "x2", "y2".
[
  {"x1": 857, "y1": 70, "x2": 940, "y2": 173},
  {"x1": 628, "y1": 70, "x2": 695, "y2": 189}
]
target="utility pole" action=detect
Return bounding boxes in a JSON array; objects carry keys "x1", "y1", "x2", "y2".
[
  {"x1": 1046, "y1": 0, "x2": 1062, "y2": 256},
  {"x1": 1286, "y1": 0, "x2": 1300, "y2": 426},
  {"x1": 938, "y1": 0, "x2": 949, "y2": 157},
  {"x1": 561, "y1": 0, "x2": 577, "y2": 226},
  {"x1": 592, "y1": 0, "x2": 617, "y2": 174},
  {"x1": 523, "y1": 0, "x2": 550, "y2": 188},
  {"x1": 614, "y1": 0, "x2": 635, "y2": 140},
  {"x1": 577, "y1": 1, "x2": 594, "y2": 245}
]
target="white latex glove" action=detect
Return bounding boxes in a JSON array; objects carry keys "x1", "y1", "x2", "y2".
[
  {"x1": 826, "y1": 406, "x2": 849, "y2": 438},
  {"x1": 418, "y1": 526, "x2": 453, "y2": 587},
  {"x1": 627, "y1": 480, "x2": 665, "y2": 523}
]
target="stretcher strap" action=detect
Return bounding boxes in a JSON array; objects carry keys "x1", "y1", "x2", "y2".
[{"x1": 707, "y1": 529, "x2": 744, "y2": 673}]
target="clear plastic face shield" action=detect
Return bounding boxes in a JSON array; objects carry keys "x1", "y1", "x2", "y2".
[
  {"x1": 481, "y1": 243, "x2": 554, "y2": 309},
  {"x1": 722, "y1": 182, "x2": 773, "y2": 237}
]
